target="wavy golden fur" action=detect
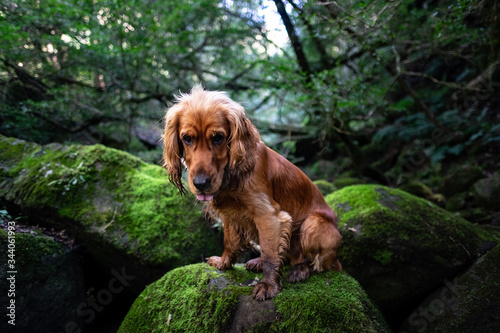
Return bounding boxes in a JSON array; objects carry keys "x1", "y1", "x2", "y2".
[{"x1": 163, "y1": 86, "x2": 342, "y2": 300}]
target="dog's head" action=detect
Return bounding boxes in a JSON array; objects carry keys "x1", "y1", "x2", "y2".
[{"x1": 163, "y1": 86, "x2": 260, "y2": 200}]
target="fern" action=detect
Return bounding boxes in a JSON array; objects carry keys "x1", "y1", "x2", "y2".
[
  {"x1": 482, "y1": 123, "x2": 500, "y2": 145},
  {"x1": 373, "y1": 113, "x2": 434, "y2": 144},
  {"x1": 373, "y1": 109, "x2": 472, "y2": 145},
  {"x1": 429, "y1": 144, "x2": 464, "y2": 165}
]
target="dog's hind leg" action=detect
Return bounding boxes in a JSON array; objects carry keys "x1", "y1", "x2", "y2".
[
  {"x1": 245, "y1": 257, "x2": 263, "y2": 272},
  {"x1": 287, "y1": 211, "x2": 342, "y2": 283}
]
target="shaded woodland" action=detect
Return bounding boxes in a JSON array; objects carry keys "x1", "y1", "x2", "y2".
[
  {"x1": 1, "y1": 1, "x2": 500, "y2": 332},
  {"x1": 2, "y1": 0, "x2": 499, "y2": 189}
]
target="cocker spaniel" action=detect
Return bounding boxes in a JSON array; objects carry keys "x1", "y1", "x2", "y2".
[{"x1": 163, "y1": 86, "x2": 342, "y2": 300}]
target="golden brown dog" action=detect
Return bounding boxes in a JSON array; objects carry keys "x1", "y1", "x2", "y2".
[{"x1": 163, "y1": 86, "x2": 341, "y2": 300}]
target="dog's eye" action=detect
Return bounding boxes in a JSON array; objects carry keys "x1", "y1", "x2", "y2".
[
  {"x1": 212, "y1": 134, "x2": 225, "y2": 146},
  {"x1": 182, "y1": 135, "x2": 192, "y2": 146}
]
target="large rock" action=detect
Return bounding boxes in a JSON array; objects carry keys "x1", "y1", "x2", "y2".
[
  {"x1": 325, "y1": 185, "x2": 496, "y2": 325},
  {"x1": 312, "y1": 179, "x2": 336, "y2": 196},
  {"x1": 473, "y1": 173, "x2": 500, "y2": 210},
  {"x1": 118, "y1": 263, "x2": 390, "y2": 333},
  {"x1": 333, "y1": 176, "x2": 364, "y2": 189},
  {"x1": 400, "y1": 245, "x2": 500, "y2": 333},
  {"x1": 0, "y1": 228, "x2": 85, "y2": 333},
  {"x1": 0, "y1": 135, "x2": 221, "y2": 293},
  {"x1": 438, "y1": 165, "x2": 484, "y2": 197}
]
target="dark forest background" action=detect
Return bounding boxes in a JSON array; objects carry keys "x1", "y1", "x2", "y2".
[{"x1": 1, "y1": 0, "x2": 499, "y2": 207}]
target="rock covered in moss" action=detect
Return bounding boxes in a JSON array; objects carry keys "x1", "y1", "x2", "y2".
[
  {"x1": 473, "y1": 173, "x2": 500, "y2": 210},
  {"x1": 325, "y1": 185, "x2": 495, "y2": 324},
  {"x1": 0, "y1": 135, "x2": 221, "y2": 292},
  {"x1": 400, "y1": 245, "x2": 500, "y2": 333},
  {"x1": 333, "y1": 177, "x2": 364, "y2": 189},
  {"x1": 444, "y1": 192, "x2": 468, "y2": 211},
  {"x1": 398, "y1": 181, "x2": 445, "y2": 205},
  {"x1": 313, "y1": 179, "x2": 337, "y2": 196},
  {"x1": 438, "y1": 165, "x2": 484, "y2": 197},
  {"x1": 0, "y1": 229, "x2": 85, "y2": 332},
  {"x1": 119, "y1": 263, "x2": 390, "y2": 333}
]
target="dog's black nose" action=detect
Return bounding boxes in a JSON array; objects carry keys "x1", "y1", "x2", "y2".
[{"x1": 193, "y1": 174, "x2": 211, "y2": 191}]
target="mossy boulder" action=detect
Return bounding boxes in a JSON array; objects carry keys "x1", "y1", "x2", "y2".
[
  {"x1": 398, "y1": 181, "x2": 445, "y2": 206},
  {"x1": 399, "y1": 181, "x2": 434, "y2": 199},
  {"x1": 400, "y1": 245, "x2": 500, "y2": 333},
  {"x1": 119, "y1": 263, "x2": 390, "y2": 333},
  {"x1": 0, "y1": 135, "x2": 221, "y2": 292},
  {"x1": 332, "y1": 177, "x2": 364, "y2": 189},
  {"x1": 304, "y1": 159, "x2": 340, "y2": 180},
  {"x1": 0, "y1": 228, "x2": 85, "y2": 332},
  {"x1": 313, "y1": 179, "x2": 337, "y2": 196},
  {"x1": 444, "y1": 192, "x2": 468, "y2": 211},
  {"x1": 438, "y1": 165, "x2": 484, "y2": 197},
  {"x1": 473, "y1": 173, "x2": 500, "y2": 210},
  {"x1": 325, "y1": 185, "x2": 496, "y2": 324}
]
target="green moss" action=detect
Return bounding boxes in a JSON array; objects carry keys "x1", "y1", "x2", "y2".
[
  {"x1": 445, "y1": 193, "x2": 467, "y2": 211},
  {"x1": 121, "y1": 163, "x2": 218, "y2": 265},
  {"x1": 119, "y1": 264, "x2": 390, "y2": 333},
  {"x1": 439, "y1": 245, "x2": 500, "y2": 331},
  {"x1": 332, "y1": 177, "x2": 364, "y2": 189},
  {"x1": 0, "y1": 134, "x2": 220, "y2": 271},
  {"x1": 326, "y1": 185, "x2": 381, "y2": 226},
  {"x1": 313, "y1": 180, "x2": 337, "y2": 196},
  {"x1": 325, "y1": 185, "x2": 492, "y2": 267},
  {"x1": 0, "y1": 228, "x2": 85, "y2": 331},
  {"x1": 2, "y1": 140, "x2": 141, "y2": 213},
  {"x1": 272, "y1": 271, "x2": 389, "y2": 332},
  {"x1": 0, "y1": 136, "x2": 39, "y2": 168},
  {"x1": 398, "y1": 181, "x2": 433, "y2": 198},
  {"x1": 373, "y1": 249, "x2": 393, "y2": 266},
  {"x1": 0, "y1": 228, "x2": 73, "y2": 281},
  {"x1": 222, "y1": 264, "x2": 263, "y2": 284},
  {"x1": 119, "y1": 264, "x2": 251, "y2": 333},
  {"x1": 324, "y1": 185, "x2": 496, "y2": 315},
  {"x1": 0, "y1": 229, "x2": 67, "y2": 270},
  {"x1": 477, "y1": 225, "x2": 500, "y2": 242},
  {"x1": 402, "y1": 245, "x2": 500, "y2": 332}
]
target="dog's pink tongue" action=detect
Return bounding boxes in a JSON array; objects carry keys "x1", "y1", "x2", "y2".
[{"x1": 196, "y1": 194, "x2": 214, "y2": 201}]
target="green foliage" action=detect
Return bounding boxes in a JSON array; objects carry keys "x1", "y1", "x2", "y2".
[
  {"x1": 1, "y1": 0, "x2": 498, "y2": 187},
  {"x1": 373, "y1": 113, "x2": 434, "y2": 144},
  {"x1": 0, "y1": 0, "x2": 270, "y2": 149},
  {"x1": 482, "y1": 123, "x2": 500, "y2": 145}
]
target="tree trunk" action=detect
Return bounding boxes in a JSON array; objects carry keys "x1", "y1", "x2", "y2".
[{"x1": 273, "y1": 0, "x2": 312, "y2": 77}]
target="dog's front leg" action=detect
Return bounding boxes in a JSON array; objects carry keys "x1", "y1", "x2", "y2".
[
  {"x1": 252, "y1": 211, "x2": 292, "y2": 301},
  {"x1": 207, "y1": 219, "x2": 240, "y2": 271}
]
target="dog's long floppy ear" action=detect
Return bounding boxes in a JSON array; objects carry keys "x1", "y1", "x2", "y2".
[
  {"x1": 225, "y1": 102, "x2": 260, "y2": 179},
  {"x1": 162, "y1": 105, "x2": 186, "y2": 195}
]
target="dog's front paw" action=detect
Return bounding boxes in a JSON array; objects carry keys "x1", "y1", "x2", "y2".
[
  {"x1": 206, "y1": 256, "x2": 231, "y2": 270},
  {"x1": 244, "y1": 257, "x2": 263, "y2": 272},
  {"x1": 252, "y1": 281, "x2": 281, "y2": 301}
]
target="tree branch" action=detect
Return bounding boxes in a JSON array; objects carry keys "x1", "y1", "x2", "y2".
[
  {"x1": 320, "y1": 1, "x2": 444, "y2": 129},
  {"x1": 273, "y1": 0, "x2": 312, "y2": 77},
  {"x1": 287, "y1": 0, "x2": 334, "y2": 70}
]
